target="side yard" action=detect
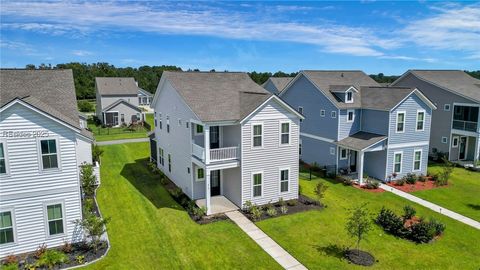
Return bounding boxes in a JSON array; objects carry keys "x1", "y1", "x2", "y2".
[
  {"x1": 84, "y1": 142, "x2": 281, "y2": 269},
  {"x1": 87, "y1": 113, "x2": 153, "y2": 142},
  {"x1": 256, "y1": 173, "x2": 480, "y2": 269},
  {"x1": 411, "y1": 164, "x2": 480, "y2": 221}
]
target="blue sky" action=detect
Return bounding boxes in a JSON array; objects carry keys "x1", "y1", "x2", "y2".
[{"x1": 1, "y1": 1, "x2": 479, "y2": 75}]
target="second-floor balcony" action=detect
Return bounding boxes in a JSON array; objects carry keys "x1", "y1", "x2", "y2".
[
  {"x1": 192, "y1": 143, "x2": 239, "y2": 163},
  {"x1": 452, "y1": 105, "x2": 479, "y2": 133},
  {"x1": 452, "y1": 120, "x2": 478, "y2": 132}
]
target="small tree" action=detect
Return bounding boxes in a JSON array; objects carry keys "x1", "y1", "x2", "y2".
[
  {"x1": 75, "y1": 214, "x2": 111, "y2": 252},
  {"x1": 439, "y1": 157, "x2": 454, "y2": 183},
  {"x1": 346, "y1": 204, "x2": 372, "y2": 254},
  {"x1": 314, "y1": 182, "x2": 328, "y2": 202},
  {"x1": 80, "y1": 163, "x2": 96, "y2": 197},
  {"x1": 92, "y1": 144, "x2": 104, "y2": 163}
]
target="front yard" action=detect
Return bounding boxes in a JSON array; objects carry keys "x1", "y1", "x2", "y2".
[
  {"x1": 256, "y1": 173, "x2": 480, "y2": 269},
  {"x1": 85, "y1": 142, "x2": 281, "y2": 269},
  {"x1": 412, "y1": 164, "x2": 480, "y2": 221}
]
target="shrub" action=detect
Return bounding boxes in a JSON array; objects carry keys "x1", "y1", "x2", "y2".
[
  {"x1": 75, "y1": 215, "x2": 110, "y2": 252},
  {"x1": 266, "y1": 207, "x2": 277, "y2": 217},
  {"x1": 2, "y1": 255, "x2": 18, "y2": 265},
  {"x1": 418, "y1": 174, "x2": 427, "y2": 182},
  {"x1": 159, "y1": 177, "x2": 168, "y2": 186},
  {"x1": 60, "y1": 241, "x2": 73, "y2": 253},
  {"x1": 75, "y1": 255, "x2": 85, "y2": 264},
  {"x1": 250, "y1": 205, "x2": 262, "y2": 221},
  {"x1": 80, "y1": 163, "x2": 96, "y2": 197},
  {"x1": 365, "y1": 180, "x2": 379, "y2": 189},
  {"x1": 23, "y1": 263, "x2": 37, "y2": 270},
  {"x1": 278, "y1": 197, "x2": 286, "y2": 207},
  {"x1": 0, "y1": 263, "x2": 18, "y2": 270},
  {"x1": 169, "y1": 187, "x2": 183, "y2": 199},
  {"x1": 395, "y1": 178, "x2": 406, "y2": 186},
  {"x1": 280, "y1": 205, "x2": 288, "y2": 214},
  {"x1": 402, "y1": 205, "x2": 416, "y2": 221},
  {"x1": 78, "y1": 100, "x2": 94, "y2": 112},
  {"x1": 409, "y1": 221, "x2": 436, "y2": 243},
  {"x1": 83, "y1": 198, "x2": 95, "y2": 215},
  {"x1": 192, "y1": 206, "x2": 206, "y2": 219},
  {"x1": 405, "y1": 173, "x2": 417, "y2": 184},
  {"x1": 376, "y1": 207, "x2": 404, "y2": 235},
  {"x1": 243, "y1": 200, "x2": 254, "y2": 213},
  {"x1": 340, "y1": 177, "x2": 353, "y2": 186},
  {"x1": 314, "y1": 182, "x2": 328, "y2": 202},
  {"x1": 435, "y1": 177, "x2": 448, "y2": 186},
  {"x1": 34, "y1": 243, "x2": 47, "y2": 259},
  {"x1": 429, "y1": 218, "x2": 446, "y2": 236},
  {"x1": 286, "y1": 200, "x2": 297, "y2": 206},
  {"x1": 38, "y1": 250, "x2": 68, "y2": 269},
  {"x1": 430, "y1": 173, "x2": 439, "y2": 181},
  {"x1": 92, "y1": 144, "x2": 104, "y2": 163},
  {"x1": 440, "y1": 157, "x2": 454, "y2": 182}
]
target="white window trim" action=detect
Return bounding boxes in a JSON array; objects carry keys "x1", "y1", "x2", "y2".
[
  {"x1": 36, "y1": 137, "x2": 61, "y2": 172},
  {"x1": 43, "y1": 201, "x2": 66, "y2": 239},
  {"x1": 415, "y1": 109, "x2": 425, "y2": 131},
  {"x1": 346, "y1": 109, "x2": 355, "y2": 123},
  {"x1": 345, "y1": 91, "x2": 353, "y2": 103},
  {"x1": 330, "y1": 147, "x2": 335, "y2": 155},
  {"x1": 452, "y1": 136, "x2": 459, "y2": 148},
  {"x1": 396, "y1": 111, "x2": 406, "y2": 133},
  {"x1": 441, "y1": 137, "x2": 448, "y2": 144},
  {"x1": 0, "y1": 207, "x2": 17, "y2": 246},
  {"x1": 393, "y1": 151, "x2": 403, "y2": 174},
  {"x1": 194, "y1": 124, "x2": 204, "y2": 135},
  {"x1": 444, "y1": 104, "x2": 451, "y2": 111},
  {"x1": 331, "y1": 111, "x2": 337, "y2": 118},
  {"x1": 251, "y1": 122, "x2": 264, "y2": 149},
  {"x1": 0, "y1": 139, "x2": 10, "y2": 175},
  {"x1": 279, "y1": 120, "x2": 291, "y2": 146},
  {"x1": 196, "y1": 168, "x2": 205, "y2": 182},
  {"x1": 320, "y1": 109, "x2": 325, "y2": 117},
  {"x1": 339, "y1": 147, "x2": 348, "y2": 160},
  {"x1": 279, "y1": 167, "x2": 290, "y2": 194},
  {"x1": 252, "y1": 171, "x2": 264, "y2": 198},
  {"x1": 412, "y1": 149, "x2": 422, "y2": 172}
]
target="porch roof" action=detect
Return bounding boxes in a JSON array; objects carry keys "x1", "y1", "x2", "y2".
[
  {"x1": 102, "y1": 99, "x2": 141, "y2": 112},
  {"x1": 337, "y1": 131, "x2": 387, "y2": 151}
]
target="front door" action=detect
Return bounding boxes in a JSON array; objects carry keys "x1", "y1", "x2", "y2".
[
  {"x1": 210, "y1": 126, "x2": 220, "y2": 149},
  {"x1": 459, "y1": 136, "x2": 468, "y2": 160},
  {"x1": 210, "y1": 170, "x2": 221, "y2": 196},
  {"x1": 349, "y1": 150, "x2": 357, "y2": 172}
]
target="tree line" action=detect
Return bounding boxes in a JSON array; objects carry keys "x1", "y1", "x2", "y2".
[{"x1": 25, "y1": 63, "x2": 479, "y2": 100}]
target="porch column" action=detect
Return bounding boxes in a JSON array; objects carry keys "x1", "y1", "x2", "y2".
[
  {"x1": 358, "y1": 150, "x2": 365, "y2": 185},
  {"x1": 204, "y1": 125, "x2": 210, "y2": 164},
  {"x1": 474, "y1": 135, "x2": 480, "y2": 162},
  {"x1": 205, "y1": 169, "x2": 211, "y2": 215},
  {"x1": 103, "y1": 112, "x2": 106, "y2": 125}
]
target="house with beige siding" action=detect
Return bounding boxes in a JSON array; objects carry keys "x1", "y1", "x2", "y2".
[
  {"x1": 150, "y1": 72, "x2": 303, "y2": 215},
  {"x1": 0, "y1": 69, "x2": 93, "y2": 257}
]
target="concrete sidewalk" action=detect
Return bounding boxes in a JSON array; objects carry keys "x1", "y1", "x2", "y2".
[
  {"x1": 380, "y1": 184, "x2": 480, "y2": 230},
  {"x1": 225, "y1": 211, "x2": 307, "y2": 270},
  {"x1": 96, "y1": 137, "x2": 149, "y2": 145}
]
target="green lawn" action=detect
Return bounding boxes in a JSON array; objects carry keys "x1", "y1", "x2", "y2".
[
  {"x1": 256, "y1": 173, "x2": 480, "y2": 269},
  {"x1": 145, "y1": 113, "x2": 154, "y2": 128},
  {"x1": 411, "y1": 164, "x2": 480, "y2": 221},
  {"x1": 85, "y1": 142, "x2": 280, "y2": 269}
]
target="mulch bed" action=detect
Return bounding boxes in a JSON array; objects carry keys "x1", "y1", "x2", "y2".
[
  {"x1": 352, "y1": 183, "x2": 385, "y2": 193},
  {"x1": 241, "y1": 195, "x2": 323, "y2": 222},
  {"x1": 345, "y1": 249, "x2": 376, "y2": 266},
  {"x1": 387, "y1": 179, "x2": 449, "y2": 192}
]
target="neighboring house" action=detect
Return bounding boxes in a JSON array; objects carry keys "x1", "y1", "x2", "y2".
[
  {"x1": 95, "y1": 77, "x2": 144, "y2": 126},
  {"x1": 79, "y1": 112, "x2": 88, "y2": 129},
  {"x1": 392, "y1": 70, "x2": 480, "y2": 164},
  {"x1": 280, "y1": 70, "x2": 436, "y2": 183},
  {"x1": 0, "y1": 69, "x2": 93, "y2": 257},
  {"x1": 138, "y1": 88, "x2": 153, "y2": 107},
  {"x1": 262, "y1": 77, "x2": 294, "y2": 94},
  {"x1": 150, "y1": 71, "x2": 303, "y2": 215}
]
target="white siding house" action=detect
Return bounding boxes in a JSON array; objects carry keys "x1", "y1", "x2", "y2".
[
  {"x1": 0, "y1": 69, "x2": 93, "y2": 257},
  {"x1": 151, "y1": 72, "x2": 303, "y2": 215}
]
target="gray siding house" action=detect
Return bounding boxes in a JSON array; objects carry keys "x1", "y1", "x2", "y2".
[
  {"x1": 262, "y1": 77, "x2": 294, "y2": 94},
  {"x1": 0, "y1": 69, "x2": 93, "y2": 257},
  {"x1": 392, "y1": 70, "x2": 480, "y2": 164},
  {"x1": 280, "y1": 71, "x2": 436, "y2": 183},
  {"x1": 151, "y1": 72, "x2": 303, "y2": 215},
  {"x1": 95, "y1": 77, "x2": 144, "y2": 126}
]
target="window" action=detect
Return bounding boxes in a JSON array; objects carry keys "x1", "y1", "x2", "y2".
[
  {"x1": 138, "y1": 97, "x2": 142, "y2": 104},
  {"x1": 120, "y1": 114, "x2": 125, "y2": 123},
  {"x1": 253, "y1": 173, "x2": 262, "y2": 197},
  {"x1": 166, "y1": 116, "x2": 170, "y2": 133},
  {"x1": 197, "y1": 168, "x2": 204, "y2": 181},
  {"x1": 136, "y1": 113, "x2": 141, "y2": 121},
  {"x1": 195, "y1": 124, "x2": 203, "y2": 134},
  {"x1": 0, "y1": 143, "x2": 6, "y2": 174},
  {"x1": 396, "y1": 112, "x2": 405, "y2": 133},
  {"x1": 347, "y1": 110, "x2": 354, "y2": 122},
  {"x1": 416, "y1": 110, "x2": 425, "y2": 131},
  {"x1": 394, "y1": 152, "x2": 402, "y2": 173},
  {"x1": 298, "y1": 107, "x2": 303, "y2": 122},
  {"x1": 186, "y1": 122, "x2": 189, "y2": 129},
  {"x1": 40, "y1": 139, "x2": 58, "y2": 169},
  {"x1": 280, "y1": 122, "x2": 290, "y2": 145},
  {"x1": 320, "y1": 110, "x2": 325, "y2": 117},
  {"x1": 158, "y1": 148, "x2": 164, "y2": 166},
  {"x1": 159, "y1": 113, "x2": 162, "y2": 129},
  {"x1": 346, "y1": 91, "x2": 353, "y2": 103},
  {"x1": 413, "y1": 150, "x2": 422, "y2": 171},
  {"x1": 330, "y1": 147, "x2": 335, "y2": 155},
  {"x1": 444, "y1": 104, "x2": 451, "y2": 111},
  {"x1": 452, "y1": 136, "x2": 459, "y2": 148},
  {"x1": 187, "y1": 167, "x2": 190, "y2": 174},
  {"x1": 441, "y1": 137, "x2": 448, "y2": 144},
  {"x1": 0, "y1": 211, "x2": 14, "y2": 244},
  {"x1": 154, "y1": 112, "x2": 157, "y2": 127},
  {"x1": 46, "y1": 204, "x2": 64, "y2": 236},
  {"x1": 178, "y1": 119, "x2": 182, "y2": 126},
  {"x1": 280, "y1": 169, "x2": 289, "y2": 192},
  {"x1": 340, "y1": 148, "x2": 347, "y2": 160},
  {"x1": 331, "y1": 111, "x2": 337, "y2": 118},
  {"x1": 299, "y1": 140, "x2": 302, "y2": 156},
  {"x1": 168, "y1": 154, "x2": 172, "y2": 172},
  {"x1": 252, "y1": 124, "x2": 263, "y2": 148}
]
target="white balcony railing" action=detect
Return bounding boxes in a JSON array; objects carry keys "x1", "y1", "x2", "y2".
[
  {"x1": 452, "y1": 120, "x2": 478, "y2": 132},
  {"x1": 192, "y1": 143, "x2": 206, "y2": 161},
  {"x1": 210, "y1": 146, "x2": 238, "y2": 162}
]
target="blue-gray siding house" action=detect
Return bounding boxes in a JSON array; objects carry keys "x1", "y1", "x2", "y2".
[{"x1": 281, "y1": 70, "x2": 437, "y2": 183}]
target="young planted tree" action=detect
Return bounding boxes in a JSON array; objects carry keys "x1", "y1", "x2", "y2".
[
  {"x1": 80, "y1": 163, "x2": 97, "y2": 197},
  {"x1": 346, "y1": 204, "x2": 372, "y2": 255},
  {"x1": 75, "y1": 214, "x2": 111, "y2": 252},
  {"x1": 314, "y1": 181, "x2": 328, "y2": 203}
]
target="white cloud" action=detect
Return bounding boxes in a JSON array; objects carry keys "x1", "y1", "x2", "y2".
[{"x1": 72, "y1": 50, "x2": 93, "y2": 56}]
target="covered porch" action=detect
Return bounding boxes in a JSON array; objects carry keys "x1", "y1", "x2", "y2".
[
  {"x1": 450, "y1": 133, "x2": 479, "y2": 163},
  {"x1": 196, "y1": 196, "x2": 239, "y2": 215}
]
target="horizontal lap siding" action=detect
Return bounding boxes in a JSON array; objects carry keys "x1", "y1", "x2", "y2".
[
  {"x1": 338, "y1": 109, "x2": 361, "y2": 140},
  {"x1": 241, "y1": 100, "x2": 300, "y2": 206},
  {"x1": 364, "y1": 150, "x2": 387, "y2": 180},
  {"x1": 301, "y1": 137, "x2": 336, "y2": 166},
  {"x1": 0, "y1": 104, "x2": 82, "y2": 257},
  {"x1": 386, "y1": 145, "x2": 429, "y2": 179},
  {"x1": 361, "y1": 109, "x2": 389, "y2": 135}
]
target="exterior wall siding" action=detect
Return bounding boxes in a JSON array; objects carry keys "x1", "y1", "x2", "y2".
[
  {"x1": 338, "y1": 109, "x2": 361, "y2": 140},
  {"x1": 301, "y1": 136, "x2": 336, "y2": 166},
  {"x1": 76, "y1": 135, "x2": 92, "y2": 165},
  {"x1": 104, "y1": 102, "x2": 140, "y2": 124},
  {"x1": 241, "y1": 99, "x2": 300, "y2": 206},
  {"x1": 361, "y1": 109, "x2": 389, "y2": 135},
  {"x1": 386, "y1": 145, "x2": 429, "y2": 179},
  {"x1": 222, "y1": 167, "x2": 242, "y2": 207},
  {"x1": 100, "y1": 95, "x2": 139, "y2": 109},
  {"x1": 263, "y1": 80, "x2": 279, "y2": 94},
  {"x1": 364, "y1": 150, "x2": 387, "y2": 180},
  {"x1": 0, "y1": 103, "x2": 83, "y2": 257}
]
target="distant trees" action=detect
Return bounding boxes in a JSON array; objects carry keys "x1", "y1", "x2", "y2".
[{"x1": 368, "y1": 73, "x2": 399, "y2": 84}]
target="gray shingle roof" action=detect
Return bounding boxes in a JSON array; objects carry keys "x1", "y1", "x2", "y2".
[
  {"x1": 163, "y1": 71, "x2": 272, "y2": 122},
  {"x1": 302, "y1": 70, "x2": 380, "y2": 109},
  {"x1": 329, "y1": 85, "x2": 357, "y2": 93},
  {"x1": 102, "y1": 99, "x2": 142, "y2": 112},
  {"x1": 1, "y1": 69, "x2": 80, "y2": 128},
  {"x1": 263, "y1": 77, "x2": 294, "y2": 93},
  {"x1": 337, "y1": 131, "x2": 387, "y2": 151},
  {"x1": 408, "y1": 70, "x2": 480, "y2": 102},
  {"x1": 95, "y1": 77, "x2": 139, "y2": 96},
  {"x1": 361, "y1": 86, "x2": 416, "y2": 111}
]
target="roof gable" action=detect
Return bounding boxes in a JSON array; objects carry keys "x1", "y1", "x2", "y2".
[
  {"x1": 96, "y1": 77, "x2": 139, "y2": 96},
  {"x1": 102, "y1": 99, "x2": 142, "y2": 112}
]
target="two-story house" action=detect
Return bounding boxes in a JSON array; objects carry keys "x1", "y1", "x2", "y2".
[
  {"x1": 280, "y1": 70, "x2": 436, "y2": 183},
  {"x1": 392, "y1": 70, "x2": 480, "y2": 164},
  {"x1": 262, "y1": 77, "x2": 293, "y2": 94},
  {"x1": 95, "y1": 77, "x2": 145, "y2": 126},
  {"x1": 0, "y1": 69, "x2": 93, "y2": 257},
  {"x1": 150, "y1": 71, "x2": 303, "y2": 215}
]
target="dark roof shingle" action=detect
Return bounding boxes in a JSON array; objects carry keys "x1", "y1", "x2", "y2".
[
  {"x1": 96, "y1": 77, "x2": 139, "y2": 96},
  {"x1": 337, "y1": 131, "x2": 387, "y2": 151}
]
